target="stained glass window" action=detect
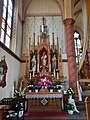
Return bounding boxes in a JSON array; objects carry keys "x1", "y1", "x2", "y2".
[
  {"x1": 74, "y1": 31, "x2": 83, "y2": 67},
  {"x1": 0, "y1": 0, "x2": 14, "y2": 48}
]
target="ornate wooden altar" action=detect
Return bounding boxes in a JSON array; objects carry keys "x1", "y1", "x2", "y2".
[
  {"x1": 25, "y1": 17, "x2": 62, "y2": 81},
  {"x1": 24, "y1": 17, "x2": 63, "y2": 111}
]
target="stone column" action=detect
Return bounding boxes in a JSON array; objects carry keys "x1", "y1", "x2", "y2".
[
  {"x1": 63, "y1": 18, "x2": 78, "y2": 100},
  {"x1": 63, "y1": 0, "x2": 78, "y2": 100}
]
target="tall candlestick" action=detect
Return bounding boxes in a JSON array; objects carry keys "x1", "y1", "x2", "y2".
[
  {"x1": 33, "y1": 71, "x2": 35, "y2": 77},
  {"x1": 38, "y1": 35, "x2": 39, "y2": 45},
  {"x1": 30, "y1": 72, "x2": 31, "y2": 80},
  {"x1": 54, "y1": 69, "x2": 56, "y2": 77},
  {"x1": 57, "y1": 72, "x2": 59, "y2": 79},
  {"x1": 12, "y1": 86, "x2": 14, "y2": 98}
]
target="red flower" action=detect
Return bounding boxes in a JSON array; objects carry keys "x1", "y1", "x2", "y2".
[{"x1": 35, "y1": 75, "x2": 53, "y2": 86}]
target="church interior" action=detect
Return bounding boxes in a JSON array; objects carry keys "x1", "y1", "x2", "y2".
[{"x1": 0, "y1": 0, "x2": 90, "y2": 119}]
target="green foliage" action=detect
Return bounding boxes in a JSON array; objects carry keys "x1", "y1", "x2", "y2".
[
  {"x1": 28, "y1": 79, "x2": 35, "y2": 85},
  {"x1": 67, "y1": 87, "x2": 74, "y2": 96},
  {"x1": 66, "y1": 103, "x2": 74, "y2": 110},
  {"x1": 53, "y1": 80, "x2": 61, "y2": 86}
]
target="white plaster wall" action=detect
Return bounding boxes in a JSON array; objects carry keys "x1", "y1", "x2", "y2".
[
  {"x1": 16, "y1": 19, "x2": 22, "y2": 57},
  {"x1": 15, "y1": 0, "x2": 22, "y2": 57},
  {"x1": 62, "y1": 62, "x2": 68, "y2": 79},
  {"x1": 0, "y1": 48, "x2": 20, "y2": 100},
  {"x1": 23, "y1": 16, "x2": 65, "y2": 54},
  {"x1": 22, "y1": 0, "x2": 66, "y2": 55}
]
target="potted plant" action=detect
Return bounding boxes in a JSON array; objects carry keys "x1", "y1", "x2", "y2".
[
  {"x1": 34, "y1": 85, "x2": 41, "y2": 92},
  {"x1": 67, "y1": 87, "x2": 74, "y2": 99},
  {"x1": 66, "y1": 103, "x2": 74, "y2": 115},
  {"x1": 48, "y1": 85, "x2": 54, "y2": 92},
  {"x1": 56, "y1": 85, "x2": 62, "y2": 92},
  {"x1": 27, "y1": 84, "x2": 34, "y2": 92}
]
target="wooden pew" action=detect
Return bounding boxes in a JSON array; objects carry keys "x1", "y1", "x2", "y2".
[
  {"x1": 0, "y1": 98, "x2": 28, "y2": 120},
  {"x1": 0, "y1": 105, "x2": 11, "y2": 120},
  {"x1": 85, "y1": 97, "x2": 90, "y2": 120}
]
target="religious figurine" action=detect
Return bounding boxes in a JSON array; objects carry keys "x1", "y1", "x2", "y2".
[
  {"x1": 41, "y1": 52, "x2": 47, "y2": 67},
  {"x1": 52, "y1": 54, "x2": 57, "y2": 70},
  {"x1": 31, "y1": 55, "x2": 36, "y2": 72}
]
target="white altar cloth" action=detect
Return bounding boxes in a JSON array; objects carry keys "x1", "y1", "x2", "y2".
[{"x1": 25, "y1": 92, "x2": 63, "y2": 109}]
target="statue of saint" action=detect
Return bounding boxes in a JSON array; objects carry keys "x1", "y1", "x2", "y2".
[
  {"x1": 31, "y1": 55, "x2": 36, "y2": 72},
  {"x1": 41, "y1": 52, "x2": 47, "y2": 67},
  {"x1": 52, "y1": 55, "x2": 57, "y2": 70}
]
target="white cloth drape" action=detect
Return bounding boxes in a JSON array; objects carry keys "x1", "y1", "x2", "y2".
[{"x1": 77, "y1": 80, "x2": 82, "y2": 101}]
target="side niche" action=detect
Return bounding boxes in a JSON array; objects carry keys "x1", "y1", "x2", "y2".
[{"x1": 0, "y1": 56, "x2": 8, "y2": 88}]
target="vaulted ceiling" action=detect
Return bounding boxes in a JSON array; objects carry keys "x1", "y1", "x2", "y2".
[{"x1": 22, "y1": 0, "x2": 90, "y2": 33}]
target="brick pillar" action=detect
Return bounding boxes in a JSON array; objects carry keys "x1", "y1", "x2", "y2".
[{"x1": 63, "y1": 18, "x2": 78, "y2": 101}]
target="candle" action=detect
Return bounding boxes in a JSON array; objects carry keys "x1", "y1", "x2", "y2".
[
  {"x1": 57, "y1": 72, "x2": 59, "y2": 79},
  {"x1": 54, "y1": 69, "x2": 56, "y2": 77},
  {"x1": 30, "y1": 72, "x2": 31, "y2": 80},
  {"x1": 12, "y1": 86, "x2": 14, "y2": 98},
  {"x1": 33, "y1": 71, "x2": 34, "y2": 77}
]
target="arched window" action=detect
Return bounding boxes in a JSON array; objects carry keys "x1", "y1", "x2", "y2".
[
  {"x1": 0, "y1": 0, "x2": 14, "y2": 48},
  {"x1": 74, "y1": 31, "x2": 83, "y2": 67}
]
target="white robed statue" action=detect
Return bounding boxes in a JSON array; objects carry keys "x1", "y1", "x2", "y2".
[
  {"x1": 77, "y1": 80, "x2": 82, "y2": 101},
  {"x1": 52, "y1": 55, "x2": 57, "y2": 70},
  {"x1": 31, "y1": 55, "x2": 36, "y2": 72}
]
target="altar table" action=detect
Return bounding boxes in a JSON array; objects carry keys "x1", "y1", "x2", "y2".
[{"x1": 25, "y1": 92, "x2": 63, "y2": 111}]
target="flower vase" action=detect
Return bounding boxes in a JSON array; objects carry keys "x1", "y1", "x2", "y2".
[
  {"x1": 58, "y1": 89, "x2": 62, "y2": 92},
  {"x1": 29, "y1": 90, "x2": 32, "y2": 92},
  {"x1": 68, "y1": 110, "x2": 73, "y2": 115},
  {"x1": 50, "y1": 89, "x2": 53, "y2": 92},
  {"x1": 69, "y1": 95, "x2": 72, "y2": 99},
  {"x1": 35, "y1": 89, "x2": 38, "y2": 93}
]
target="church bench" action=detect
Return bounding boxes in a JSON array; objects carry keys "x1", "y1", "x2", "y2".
[
  {"x1": 0, "y1": 98, "x2": 28, "y2": 120},
  {"x1": 85, "y1": 97, "x2": 90, "y2": 120}
]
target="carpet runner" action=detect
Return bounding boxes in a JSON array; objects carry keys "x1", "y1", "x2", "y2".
[{"x1": 25, "y1": 111, "x2": 67, "y2": 117}]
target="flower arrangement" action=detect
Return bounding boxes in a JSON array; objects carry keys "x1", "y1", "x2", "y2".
[
  {"x1": 56, "y1": 85, "x2": 62, "y2": 90},
  {"x1": 47, "y1": 85, "x2": 54, "y2": 89},
  {"x1": 14, "y1": 88, "x2": 26, "y2": 98},
  {"x1": 66, "y1": 103, "x2": 74, "y2": 110},
  {"x1": 27, "y1": 84, "x2": 34, "y2": 90},
  {"x1": 34, "y1": 85, "x2": 41, "y2": 90},
  {"x1": 67, "y1": 87, "x2": 74, "y2": 96},
  {"x1": 35, "y1": 75, "x2": 53, "y2": 87},
  {"x1": 14, "y1": 77, "x2": 26, "y2": 98}
]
